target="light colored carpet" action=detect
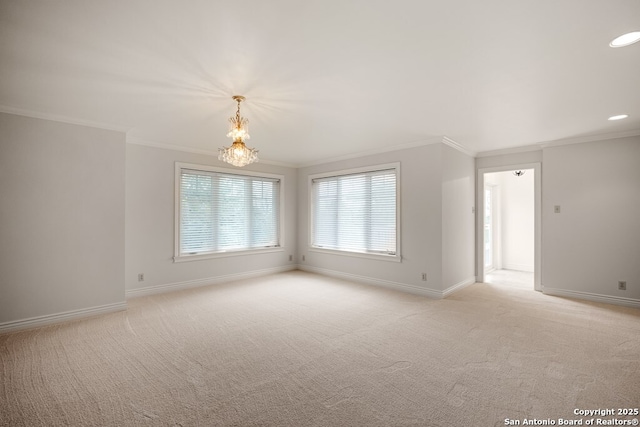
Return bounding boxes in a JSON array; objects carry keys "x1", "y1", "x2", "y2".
[
  {"x1": 1, "y1": 271, "x2": 639, "y2": 426},
  {"x1": 485, "y1": 269, "x2": 533, "y2": 289}
]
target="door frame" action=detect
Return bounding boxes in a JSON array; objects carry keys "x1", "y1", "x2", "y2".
[{"x1": 476, "y1": 163, "x2": 542, "y2": 291}]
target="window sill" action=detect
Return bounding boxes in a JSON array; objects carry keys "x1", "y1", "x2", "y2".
[
  {"x1": 174, "y1": 247, "x2": 284, "y2": 263},
  {"x1": 309, "y1": 247, "x2": 401, "y2": 263}
]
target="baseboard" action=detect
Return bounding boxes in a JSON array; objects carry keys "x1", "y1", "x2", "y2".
[
  {"x1": 502, "y1": 264, "x2": 534, "y2": 273},
  {"x1": 542, "y1": 287, "x2": 640, "y2": 309},
  {"x1": 126, "y1": 265, "x2": 297, "y2": 299},
  {"x1": 298, "y1": 265, "x2": 443, "y2": 299},
  {"x1": 0, "y1": 301, "x2": 127, "y2": 334},
  {"x1": 442, "y1": 277, "x2": 477, "y2": 298}
]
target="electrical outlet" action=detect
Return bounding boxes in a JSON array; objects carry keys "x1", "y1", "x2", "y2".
[
  {"x1": 302, "y1": 255, "x2": 305, "y2": 261},
  {"x1": 289, "y1": 255, "x2": 293, "y2": 261},
  {"x1": 421, "y1": 273, "x2": 427, "y2": 281},
  {"x1": 138, "y1": 273, "x2": 144, "y2": 282},
  {"x1": 618, "y1": 281, "x2": 626, "y2": 290}
]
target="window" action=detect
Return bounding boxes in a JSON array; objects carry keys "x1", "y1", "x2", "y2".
[
  {"x1": 175, "y1": 163, "x2": 282, "y2": 261},
  {"x1": 310, "y1": 164, "x2": 399, "y2": 260}
]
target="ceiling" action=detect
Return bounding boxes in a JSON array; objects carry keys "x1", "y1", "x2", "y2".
[{"x1": 1, "y1": 1, "x2": 639, "y2": 166}]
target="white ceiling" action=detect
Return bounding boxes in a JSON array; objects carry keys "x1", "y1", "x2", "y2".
[{"x1": 1, "y1": 0, "x2": 639, "y2": 166}]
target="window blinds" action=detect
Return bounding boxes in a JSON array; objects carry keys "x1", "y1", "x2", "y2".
[
  {"x1": 179, "y1": 169, "x2": 280, "y2": 255},
  {"x1": 312, "y1": 168, "x2": 397, "y2": 255}
]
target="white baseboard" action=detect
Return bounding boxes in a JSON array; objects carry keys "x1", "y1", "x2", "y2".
[
  {"x1": 443, "y1": 277, "x2": 477, "y2": 298},
  {"x1": 542, "y1": 287, "x2": 640, "y2": 309},
  {"x1": 298, "y1": 265, "x2": 444, "y2": 299},
  {"x1": 502, "y1": 264, "x2": 534, "y2": 273},
  {"x1": 126, "y1": 265, "x2": 297, "y2": 299},
  {"x1": 0, "y1": 301, "x2": 127, "y2": 334}
]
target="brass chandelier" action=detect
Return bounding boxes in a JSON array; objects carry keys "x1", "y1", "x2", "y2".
[{"x1": 218, "y1": 95, "x2": 258, "y2": 167}]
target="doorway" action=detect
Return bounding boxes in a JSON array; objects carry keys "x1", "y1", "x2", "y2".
[
  {"x1": 477, "y1": 163, "x2": 541, "y2": 291},
  {"x1": 484, "y1": 185, "x2": 496, "y2": 272}
]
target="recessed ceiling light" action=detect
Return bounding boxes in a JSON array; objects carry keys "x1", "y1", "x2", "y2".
[
  {"x1": 609, "y1": 31, "x2": 640, "y2": 48},
  {"x1": 608, "y1": 114, "x2": 629, "y2": 121}
]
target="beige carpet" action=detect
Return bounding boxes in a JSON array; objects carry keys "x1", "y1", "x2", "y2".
[
  {"x1": 1, "y1": 271, "x2": 639, "y2": 426},
  {"x1": 485, "y1": 269, "x2": 533, "y2": 289}
]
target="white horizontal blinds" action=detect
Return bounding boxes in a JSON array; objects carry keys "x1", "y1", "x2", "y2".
[
  {"x1": 250, "y1": 180, "x2": 279, "y2": 248},
  {"x1": 313, "y1": 168, "x2": 396, "y2": 255},
  {"x1": 180, "y1": 169, "x2": 279, "y2": 255},
  {"x1": 180, "y1": 172, "x2": 215, "y2": 254},
  {"x1": 370, "y1": 172, "x2": 397, "y2": 253},
  {"x1": 314, "y1": 179, "x2": 339, "y2": 250}
]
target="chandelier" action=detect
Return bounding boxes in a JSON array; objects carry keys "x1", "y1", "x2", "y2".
[{"x1": 218, "y1": 95, "x2": 258, "y2": 167}]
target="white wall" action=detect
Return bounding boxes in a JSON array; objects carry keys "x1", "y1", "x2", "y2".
[
  {"x1": 3, "y1": 109, "x2": 636, "y2": 328},
  {"x1": 542, "y1": 136, "x2": 640, "y2": 301},
  {"x1": 498, "y1": 170, "x2": 534, "y2": 272},
  {"x1": 125, "y1": 143, "x2": 297, "y2": 294},
  {"x1": 297, "y1": 142, "x2": 476, "y2": 296},
  {"x1": 297, "y1": 144, "x2": 443, "y2": 295},
  {"x1": 0, "y1": 113, "x2": 126, "y2": 325},
  {"x1": 441, "y1": 144, "x2": 476, "y2": 290},
  {"x1": 483, "y1": 174, "x2": 503, "y2": 269}
]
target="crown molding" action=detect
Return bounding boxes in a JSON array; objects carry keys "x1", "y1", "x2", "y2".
[
  {"x1": 297, "y1": 137, "x2": 444, "y2": 168},
  {"x1": 476, "y1": 129, "x2": 640, "y2": 157},
  {"x1": 476, "y1": 143, "x2": 542, "y2": 158},
  {"x1": 126, "y1": 136, "x2": 297, "y2": 168},
  {"x1": 441, "y1": 136, "x2": 477, "y2": 157},
  {"x1": 127, "y1": 136, "x2": 217, "y2": 156},
  {"x1": 538, "y1": 129, "x2": 640, "y2": 149},
  {"x1": 298, "y1": 136, "x2": 477, "y2": 168},
  {"x1": 0, "y1": 105, "x2": 130, "y2": 133}
]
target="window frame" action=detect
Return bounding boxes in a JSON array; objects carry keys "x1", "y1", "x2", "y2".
[
  {"x1": 174, "y1": 162, "x2": 285, "y2": 263},
  {"x1": 308, "y1": 162, "x2": 401, "y2": 262}
]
